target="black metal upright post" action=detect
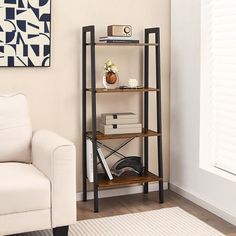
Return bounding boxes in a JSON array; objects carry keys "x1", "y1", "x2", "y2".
[
  {"x1": 90, "y1": 26, "x2": 99, "y2": 212},
  {"x1": 82, "y1": 26, "x2": 99, "y2": 212},
  {"x1": 82, "y1": 27, "x2": 87, "y2": 202},
  {"x1": 144, "y1": 30, "x2": 149, "y2": 194},
  {"x1": 144, "y1": 27, "x2": 164, "y2": 203},
  {"x1": 155, "y1": 28, "x2": 164, "y2": 203}
]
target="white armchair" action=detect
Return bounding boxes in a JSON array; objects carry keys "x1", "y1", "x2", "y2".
[{"x1": 0, "y1": 94, "x2": 76, "y2": 236}]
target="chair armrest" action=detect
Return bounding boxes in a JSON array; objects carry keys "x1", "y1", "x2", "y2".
[{"x1": 32, "y1": 130, "x2": 76, "y2": 228}]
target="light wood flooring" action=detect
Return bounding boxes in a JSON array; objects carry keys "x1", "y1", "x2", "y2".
[{"x1": 77, "y1": 190, "x2": 236, "y2": 235}]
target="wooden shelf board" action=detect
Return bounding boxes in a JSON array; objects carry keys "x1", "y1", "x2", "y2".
[
  {"x1": 86, "y1": 129, "x2": 160, "y2": 140},
  {"x1": 98, "y1": 171, "x2": 161, "y2": 188},
  {"x1": 86, "y1": 87, "x2": 159, "y2": 93},
  {"x1": 86, "y1": 42, "x2": 159, "y2": 47}
]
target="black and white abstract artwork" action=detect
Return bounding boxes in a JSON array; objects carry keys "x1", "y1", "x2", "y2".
[{"x1": 0, "y1": 0, "x2": 51, "y2": 67}]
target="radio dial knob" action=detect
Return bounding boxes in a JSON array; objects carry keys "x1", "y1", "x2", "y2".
[{"x1": 124, "y1": 27, "x2": 130, "y2": 34}]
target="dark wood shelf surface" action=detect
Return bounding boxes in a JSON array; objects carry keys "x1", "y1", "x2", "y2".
[
  {"x1": 86, "y1": 87, "x2": 159, "y2": 93},
  {"x1": 98, "y1": 171, "x2": 161, "y2": 188},
  {"x1": 86, "y1": 42, "x2": 159, "y2": 47},
  {"x1": 86, "y1": 129, "x2": 160, "y2": 140}
]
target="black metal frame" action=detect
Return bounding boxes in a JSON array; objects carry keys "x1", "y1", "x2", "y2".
[
  {"x1": 82, "y1": 25, "x2": 164, "y2": 213},
  {"x1": 82, "y1": 25, "x2": 99, "y2": 212},
  {"x1": 144, "y1": 27, "x2": 164, "y2": 202}
]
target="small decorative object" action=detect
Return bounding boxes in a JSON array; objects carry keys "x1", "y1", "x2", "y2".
[
  {"x1": 107, "y1": 25, "x2": 132, "y2": 37},
  {"x1": 111, "y1": 156, "x2": 144, "y2": 177},
  {"x1": 99, "y1": 25, "x2": 139, "y2": 43},
  {"x1": 0, "y1": 0, "x2": 51, "y2": 67},
  {"x1": 103, "y1": 60, "x2": 119, "y2": 89},
  {"x1": 128, "y1": 79, "x2": 138, "y2": 88}
]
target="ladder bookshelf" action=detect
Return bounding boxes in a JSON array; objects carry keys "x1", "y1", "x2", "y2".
[{"x1": 82, "y1": 25, "x2": 164, "y2": 212}]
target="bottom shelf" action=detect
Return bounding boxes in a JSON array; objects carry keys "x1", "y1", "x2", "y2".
[{"x1": 98, "y1": 171, "x2": 161, "y2": 188}]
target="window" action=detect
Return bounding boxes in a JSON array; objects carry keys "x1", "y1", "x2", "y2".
[{"x1": 200, "y1": 0, "x2": 236, "y2": 175}]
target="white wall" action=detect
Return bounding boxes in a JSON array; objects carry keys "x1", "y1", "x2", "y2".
[
  {"x1": 170, "y1": 0, "x2": 236, "y2": 223},
  {"x1": 0, "y1": 0, "x2": 170, "y2": 192}
]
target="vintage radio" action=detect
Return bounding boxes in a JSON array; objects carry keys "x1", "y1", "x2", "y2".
[{"x1": 107, "y1": 25, "x2": 132, "y2": 37}]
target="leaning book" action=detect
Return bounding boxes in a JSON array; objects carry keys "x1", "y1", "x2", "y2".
[{"x1": 97, "y1": 148, "x2": 113, "y2": 180}]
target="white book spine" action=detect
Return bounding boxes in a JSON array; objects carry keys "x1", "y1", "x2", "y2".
[{"x1": 86, "y1": 139, "x2": 94, "y2": 182}]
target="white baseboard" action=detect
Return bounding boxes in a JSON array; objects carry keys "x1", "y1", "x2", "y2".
[
  {"x1": 170, "y1": 183, "x2": 236, "y2": 226},
  {"x1": 77, "y1": 182, "x2": 168, "y2": 201}
]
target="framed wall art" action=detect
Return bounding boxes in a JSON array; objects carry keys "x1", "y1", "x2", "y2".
[{"x1": 0, "y1": 0, "x2": 51, "y2": 67}]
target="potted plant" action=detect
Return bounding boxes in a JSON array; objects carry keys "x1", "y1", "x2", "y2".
[{"x1": 103, "y1": 60, "x2": 119, "y2": 89}]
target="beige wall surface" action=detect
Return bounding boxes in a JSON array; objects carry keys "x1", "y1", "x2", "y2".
[{"x1": 0, "y1": 0, "x2": 170, "y2": 192}]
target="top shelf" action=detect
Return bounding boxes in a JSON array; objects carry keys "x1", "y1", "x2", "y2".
[
  {"x1": 86, "y1": 87, "x2": 159, "y2": 93},
  {"x1": 86, "y1": 42, "x2": 159, "y2": 47}
]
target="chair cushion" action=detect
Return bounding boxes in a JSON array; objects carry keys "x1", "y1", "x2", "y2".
[
  {"x1": 0, "y1": 94, "x2": 32, "y2": 163},
  {"x1": 0, "y1": 163, "x2": 50, "y2": 215}
]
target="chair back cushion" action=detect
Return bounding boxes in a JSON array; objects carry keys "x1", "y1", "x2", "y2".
[{"x1": 0, "y1": 94, "x2": 32, "y2": 163}]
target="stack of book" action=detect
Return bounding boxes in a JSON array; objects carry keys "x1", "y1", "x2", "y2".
[
  {"x1": 99, "y1": 112, "x2": 142, "y2": 135},
  {"x1": 99, "y1": 36, "x2": 139, "y2": 44}
]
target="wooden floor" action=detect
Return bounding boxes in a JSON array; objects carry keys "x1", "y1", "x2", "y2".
[{"x1": 77, "y1": 190, "x2": 236, "y2": 235}]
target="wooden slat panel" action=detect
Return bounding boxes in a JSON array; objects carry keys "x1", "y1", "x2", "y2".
[
  {"x1": 86, "y1": 87, "x2": 160, "y2": 93},
  {"x1": 86, "y1": 129, "x2": 160, "y2": 140},
  {"x1": 86, "y1": 43, "x2": 159, "y2": 46},
  {"x1": 98, "y1": 171, "x2": 161, "y2": 188}
]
